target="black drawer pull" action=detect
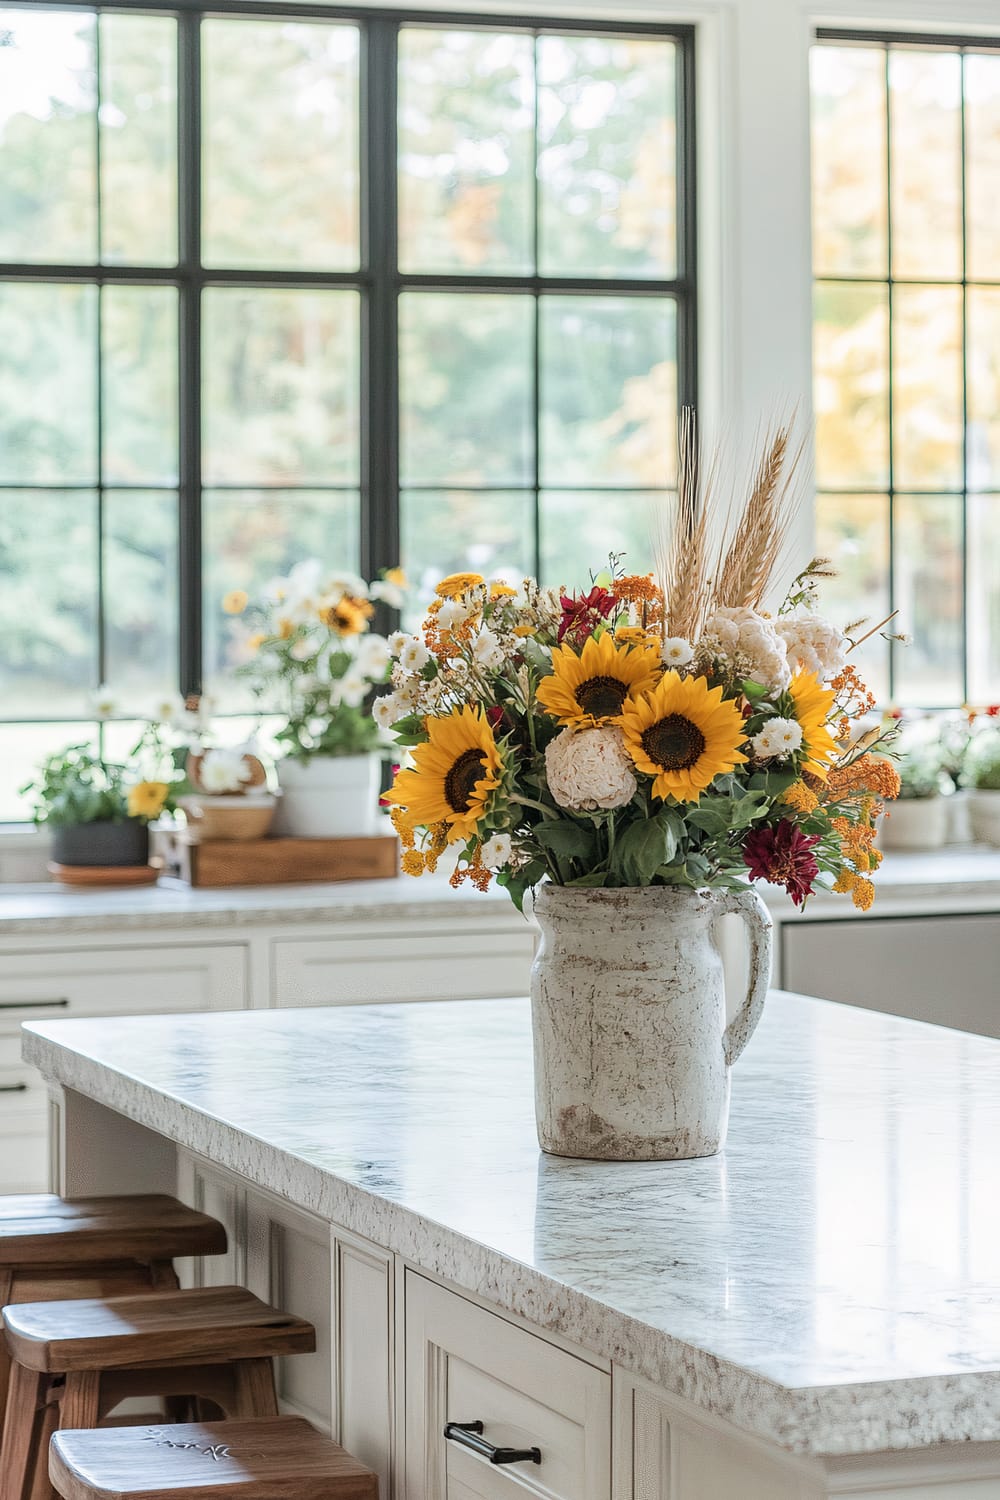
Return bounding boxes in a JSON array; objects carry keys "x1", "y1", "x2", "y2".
[
  {"x1": 444, "y1": 1421, "x2": 541, "y2": 1466},
  {"x1": 0, "y1": 998, "x2": 70, "y2": 1012},
  {"x1": 0, "y1": 1083, "x2": 28, "y2": 1093}
]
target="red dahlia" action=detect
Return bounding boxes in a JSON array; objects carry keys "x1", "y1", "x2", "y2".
[
  {"x1": 743, "y1": 820, "x2": 820, "y2": 907},
  {"x1": 558, "y1": 586, "x2": 617, "y2": 644}
]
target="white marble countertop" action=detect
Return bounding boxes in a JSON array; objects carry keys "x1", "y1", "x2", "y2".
[
  {"x1": 23, "y1": 993, "x2": 1000, "y2": 1458},
  {"x1": 1, "y1": 845, "x2": 999, "y2": 936}
]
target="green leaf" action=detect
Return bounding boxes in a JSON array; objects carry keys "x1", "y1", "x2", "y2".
[
  {"x1": 566, "y1": 869, "x2": 611, "y2": 887},
  {"x1": 613, "y1": 813, "x2": 678, "y2": 886},
  {"x1": 741, "y1": 679, "x2": 769, "y2": 700},
  {"x1": 534, "y1": 819, "x2": 596, "y2": 860}
]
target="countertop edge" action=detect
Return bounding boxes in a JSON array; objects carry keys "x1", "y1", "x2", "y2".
[{"x1": 22, "y1": 1022, "x2": 1000, "y2": 1461}]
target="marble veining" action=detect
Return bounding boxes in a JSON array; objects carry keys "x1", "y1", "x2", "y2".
[{"x1": 23, "y1": 992, "x2": 1000, "y2": 1458}]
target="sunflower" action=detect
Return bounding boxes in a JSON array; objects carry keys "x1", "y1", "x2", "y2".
[
  {"x1": 385, "y1": 706, "x2": 501, "y2": 844},
  {"x1": 127, "y1": 781, "x2": 171, "y2": 820},
  {"x1": 788, "y1": 670, "x2": 839, "y2": 778},
  {"x1": 536, "y1": 632, "x2": 661, "y2": 728},
  {"x1": 619, "y1": 672, "x2": 748, "y2": 802}
]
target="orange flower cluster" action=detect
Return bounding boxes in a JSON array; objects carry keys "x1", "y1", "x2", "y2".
[
  {"x1": 832, "y1": 813, "x2": 881, "y2": 873},
  {"x1": 422, "y1": 598, "x2": 479, "y2": 660},
  {"x1": 826, "y1": 754, "x2": 901, "y2": 801},
  {"x1": 830, "y1": 664, "x2": 877, "y2": 719},
  {"x1": 832, "y1": 869, "x2": 876, "y2": 910},
  {"x1": 393, "y1": 809, "x2": 450, "y2": 876},
  {"x1": 449, "y1": 846, "x2": 493, "y2": 891},
  {"x1": 615, "y1": 574, "x2": 665, "y2": 632},
  {"x1": 780, "y1": 780, "x2": 819, "y2": 815}
]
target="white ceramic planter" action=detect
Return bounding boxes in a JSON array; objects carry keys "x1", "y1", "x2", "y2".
[
  {"x1": 968, "y1": 788, "x2": 1000, "y2": 846},
  {"x1": 529, "y1": 883, "x2": 772, "y2": 1162},
  {"x1": 274, "y1": 754, "x2": 381, "y2": 839},
  {"x1": 879, "y1": 796, "x2": 947, "y2": 851}
]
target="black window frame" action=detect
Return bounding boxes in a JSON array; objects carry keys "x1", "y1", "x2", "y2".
[
  {"x1": 0, "y1": 0, "x2": 698, "y2": 709},
  {"x1": 815, "y1": 25, "x2": 1000, "y2": 708}
]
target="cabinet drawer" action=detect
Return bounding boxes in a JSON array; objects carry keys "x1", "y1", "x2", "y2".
[
  {"x1": 272, "y1": 926, "x2": 535, "y2": 1006},
  {"x1": 405, "y1": 1273, "x2": 610, "y2": 1500}
]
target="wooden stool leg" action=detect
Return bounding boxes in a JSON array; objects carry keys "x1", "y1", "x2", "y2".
[
  {"x1": 228, "y1": 1358, "x2": 280, "y2": 1419},
  {"x1": 147, "y1": 1260, "x2": 180, "y2": 1292},
  {"x1": 28, "y1": 1401, "x2": 59, "y2": 1500},
  {"x1": 59, "y1": 1371, "x2": 101, "y2": 1430},
  {"x1": 0, "y1": 1364, "x2": 48, "y2": 1500},
  {"x1": 0, "y1": 1266, "x2": 13, "y2": 1437}
]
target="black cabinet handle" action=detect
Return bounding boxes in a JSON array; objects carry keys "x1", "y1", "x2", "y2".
[
  {"x1": 444, "y1": 1421, "x2": 541, "y2": 1466},
  {"x1": 0, "y1": 1083, "x2": 28, "y2": 1093},
  {"x1": 0, "y1": 998, "x2": 69, "y2": 1012}
]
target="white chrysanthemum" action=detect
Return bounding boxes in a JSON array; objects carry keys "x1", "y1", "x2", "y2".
[
  {"x1": 661, "y1": 636, "x2": 694, "y2": 668},
  {"x1": 356, "y1": 633, "x2": 391, "y2": 676},
  {"x1": 335, "y1": 672, "x2": 368, "y2": 709},
  {"x1": 472, "y1": 628, "x2": 504, "y2": 670},
  {"x1": 289, "y1": 637, "x2": 313, "y2": 662},
  {"x1": 391, "y1": 671, "x2": 421, "y2": 708},
  {"x1": 388, "y1": 630, "x2": 409, "y2": 657},
  {"x1": 480, "y1": 832, "x2": 513, "y2": 869},
  {"x1": 775, "y1": 610, "x2": 848, "y2": 680},
  {"x1": 701, "y1": 606, "x2": 791, "y2": 692},
  {"x1": 750, "y1": 717, "x2": 803, "y2": 759},
  {"x1": 399, "y1": 636, "x2": 430, "y2": 673},
  {"x1": 369, "y1": 578, "x2": 405, "y2": 609},
  {"x1": 544, "y1": 726, "x2": 638, "y2": 812},
  {"x1": 90, "y1": 684, "x2": 118, "y2": 720},
  {"x1": 372, "y1": 693, "x2": 403, "y2": 730},
  {"x1": 437, "y1": 596, "x2": 475, "y2": 628},
  {"x1": 200, "y1": 748, "x2": 252, "y2": 795}
]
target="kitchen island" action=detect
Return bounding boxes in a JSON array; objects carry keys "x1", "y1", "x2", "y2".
[{"x1": 22, "y1": 992, "x2": 1000, "y2": 1499}]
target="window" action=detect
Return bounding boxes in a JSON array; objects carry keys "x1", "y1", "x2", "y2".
[
  {"x1": 812, "y1": 30, "x2": 1000, "y2": 708},
  {"x1": 0, "y1": 3, "x2": 694, "y2": 818}
]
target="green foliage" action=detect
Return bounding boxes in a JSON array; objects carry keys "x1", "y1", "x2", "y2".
[
  {"x1": 21, "y1": 745, "x2": 129, "y2": 829},
  {"x1": 971, "y1": 736, "x2": 1000, "y2": 792}
]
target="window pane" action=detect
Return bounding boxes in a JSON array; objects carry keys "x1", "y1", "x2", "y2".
[
  {"x1": 0, "y1": 283, "x2": 97, "y2": 483},
  {"x1": 399, "y1": 293, "x2": 533, "y2": 486},
  {"x1": 540, "y1": 491, "x2": 666, "y2": 589},
  {"x1": 398, "y1": 29, "x2": 534, "y2": 275},
  {"x1": 102, "y1": 286, "x2": 178, "y2": 485},
  {"x1": 810, "y1": 46, "x2": 887, "y2": 278},
  {"x1": 888, "y1": 50, "x2": 962, "y2": 279},
  {"x1": 816, "y1": 493, "x2": 890, "y2": 704},
  {"x1": 202, "y1": 289, "x2": 359, "y2": 485},
  {"x1": 202, "y1": 19, "x2": 359, "y2": 272},
  {"x1": 100, "y1": 14, "x2": 177, "y2": 266},
  {"x1": 204, "y1": 488, "x2": 360, "y2": 706},
  {"x1": 540, "y1": 296, "x2": 676, "y2": 488},
  {"x1": 401, "y1": 490, "x2": 532, "y2": 618},
  {"x1": 893, "y1": 496, "x2": 963, "y2": 706},
  {"x1": 967, "y1": 286, "x2": 1000, "y2": 493},
  {"x1": 0, "y1": 491, "x2": 97, "y2": 715},
  {"x1": 537, "y1": 35, "x2": 677, "y2": 278},
  {"x1": 814, "y1": 281, "x2": 889, "y2": 490},
  {"x1": 966, "y1": 54, "x2": 1000, "y2": 282},
  {"x1": 0, "y1": 722, "x2": 98, "y2": 821},
  {"x1": 0, "y1": 9, "x2": 97, "y2": 263},
  {"x1": 892, "y1": 285, "x2": 963, "y2": 492},
  {"x1": 104, "y1": 490, "x2": 178, "y2": 708},
  {"x1": 968, "y1": 494, "x2": 1000, "y2": 704}
]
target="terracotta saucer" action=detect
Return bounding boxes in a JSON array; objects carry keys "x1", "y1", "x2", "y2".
[{"x1": 47, "y1": 860, "x2": 163, "y2": 888}]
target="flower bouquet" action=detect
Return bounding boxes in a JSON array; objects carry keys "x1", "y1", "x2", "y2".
[{"x1": 379, "y1": 425, "x2": 899, "y2": 914}]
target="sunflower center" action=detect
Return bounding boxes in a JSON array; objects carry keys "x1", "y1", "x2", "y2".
[
  {"x1": 641, "y1": 713, "x2": 706, "y2": 771},
  {"x1": 575, "y1": 675, "x2": 629, "y2": 719},
  {"x1": 444, "y1": 749, "x2": 487, "y2": 813}
]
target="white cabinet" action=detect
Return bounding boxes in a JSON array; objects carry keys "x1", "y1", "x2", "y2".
[
  {"x1": 781, "y1": 913, "x2": 1000, "y2": 1038},
  {"x1": 404, "y1": 1273, "x2": 610, "y2": 1500},
  {"x1": 272, "y1": 921, "x2": 535, "y2": 1007},
  {"x1": 0, "y1": 944, "x2": 246, "y2": 1192}
]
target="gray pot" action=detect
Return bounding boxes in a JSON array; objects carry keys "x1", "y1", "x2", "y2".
[{"x1": 51, "y1": 819, "x2": 150, "y2": 868}]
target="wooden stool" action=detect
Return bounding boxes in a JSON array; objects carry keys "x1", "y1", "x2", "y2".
[
  {"x1": 49, "y1": 1416, "x2": 378, "y2": 1499},
  {"x1": 0, "y1": 1195, "x2": 227, "y2": 1425},
  {"x1": 1, "y1": 1286, "x2": 315, "y2": 1500}
]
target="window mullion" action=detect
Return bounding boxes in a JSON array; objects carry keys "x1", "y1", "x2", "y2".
[{"x1": 178, "y1": 9, "x2": 203, "y2": 697}]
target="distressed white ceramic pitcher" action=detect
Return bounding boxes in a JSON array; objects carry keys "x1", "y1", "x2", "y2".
[{"x1": 529, "y1": 884, "x2": 773, "y2": 1161}]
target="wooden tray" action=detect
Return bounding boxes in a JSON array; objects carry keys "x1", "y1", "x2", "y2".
[
  {"x1": 154, "y1": 831, "x2": 398, "y2": 888},
  {"x1": 48, "y1": 861, "x2": 162, "y2": 888}
]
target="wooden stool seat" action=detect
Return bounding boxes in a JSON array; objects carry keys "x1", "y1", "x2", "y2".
[
  {"x1": 0, "y1": 1196, "x2": 227, "y2": 1268},
  {"x1": 4, "y1": 1286, "x2": 315, "y2": 1372},
  {"x1": 49, "y1": 1417, "x2": 378, "y2": 1499}
]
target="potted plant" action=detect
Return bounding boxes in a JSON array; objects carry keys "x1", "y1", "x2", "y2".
[
  {"x1": 227, "y1": 561, "x2": 406, "y2": 838},
  {"x1": 22, "y1": 738, "x2": 173, "y2": 875},
  {"x1": 177, "y1": 746, "x2": 277, "y2": 842},
  {"x1": 967, "y1": 732, "x2": 1000, "y2": 845},
  {"x1": 377, "y1": 419, "x2": 900, "y2": 1161},
  {"x1": 878, "y1": 746, "x2": 947, "y2": 850}
]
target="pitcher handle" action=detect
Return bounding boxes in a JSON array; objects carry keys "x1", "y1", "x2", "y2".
[{"x1": 717, "y1": 886, "x2": 773, "y2": 1067}]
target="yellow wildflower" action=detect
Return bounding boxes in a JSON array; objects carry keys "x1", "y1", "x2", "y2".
[
  {"x1": 401, "y1": 849, "x2": 426, "y2": 877},
  {"x1": 127, "y1": 781, "x2": 170, "y2": 820},
  {"x1": 246, "y1": 632, "x2": 266, "y2": 653},
  {"x1": 384, "y1": 566, "x2": 407, "y2": 588},
  {"x1": 222, "y1": 589, "x2": 248, "y2": 615},
  {"x1": 489, "y1": 582, "x2": 517, "y2": 600},
  {"x1": 780, "y1": 781, "x2": 819, "y2": 815},
  {"x1": 436, "y1": 572, "x2": 485, "y2": 598}
]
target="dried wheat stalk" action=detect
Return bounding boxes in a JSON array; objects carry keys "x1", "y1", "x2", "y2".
[
  {"x1": 714, "y1": 424, "x2": 801, "y2": 611},
  {"x1": 657, "y1": 408, "x2": 715, "y2": 642}
]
